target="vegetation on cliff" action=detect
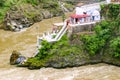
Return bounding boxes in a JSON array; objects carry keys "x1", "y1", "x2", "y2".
[
  {"x1": 82, "y1": 4, "x2": 120, "y2": 56},
  {"x1": 0, "y1": 0, "x2": 74, "y2": 30}
]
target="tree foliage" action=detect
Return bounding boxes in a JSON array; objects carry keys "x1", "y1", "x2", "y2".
[
  {"x1": 81, "y1": 4, "x2": 120, "y2": 57},
  {"x1": 35, "y1": 34, "x2": 69, "y2": 59},
  {"x1": 0, "y1": 0, "x2": 5, "y2": 7},
  {"x1": 36, "y1": 40, "x2": 52, "y2": 59},
  {"x1": 110, "y1": 37, "x2": 120, "y2": 57},
  {"x1": 101, "y1": 4, "x2": 120, "y2": 20}
]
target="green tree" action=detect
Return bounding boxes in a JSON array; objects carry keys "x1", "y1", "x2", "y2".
[
  {"x1": 0, "y1": 0, "x2": 5, "y2": 7},
  {"x1": 81, "y1": 4, "x2": 120, "y2": 56}
]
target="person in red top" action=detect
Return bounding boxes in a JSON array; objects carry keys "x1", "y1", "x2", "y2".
[
  {"x1": 65, "y1": 19, "x2": 71, "y2": 30},
  {"x1": 66, "y1": 19, "x2": 70, "y2": 25}
]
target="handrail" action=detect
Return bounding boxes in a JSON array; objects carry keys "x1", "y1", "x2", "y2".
[{"x1": 54, "y1": 21, "x2": 67, "y2": 40}]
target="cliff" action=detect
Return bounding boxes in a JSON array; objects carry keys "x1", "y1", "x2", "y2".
[
  {"x1": 0, "y1": 0, "x2": 74, "y2": 31},
  {"x1": 0, "y1": 0, "x2": 105, "y2": 31}
]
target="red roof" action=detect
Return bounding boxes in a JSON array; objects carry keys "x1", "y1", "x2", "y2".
[{"x1": 70, "y1": 14, "x2": 90, "y2": 18}]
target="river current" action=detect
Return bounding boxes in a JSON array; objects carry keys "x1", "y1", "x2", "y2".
[{"x1": 0, "y1": 16, "x2": 120, "y2": 80}]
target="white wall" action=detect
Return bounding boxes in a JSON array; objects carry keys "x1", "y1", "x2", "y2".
[
  {"x1": 75, "y1": 7, "x2": 85, "y2": 15},
  {"x1": 106, "y1": 0, "x2": 111, "y2": 3}
]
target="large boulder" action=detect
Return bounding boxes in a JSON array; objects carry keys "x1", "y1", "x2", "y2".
[
  {"x1": 10, "y1": 50, "x2": 21, "y2": 65},
  {"x1": 10, "y1": 50, "x2": 26, "y2": 65}
]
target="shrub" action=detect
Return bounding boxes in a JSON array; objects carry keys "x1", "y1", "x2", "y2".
[
  {"x1": 0, "y1": 0, "x2": 5, "y2": 7},
  {"x1": 110, "y1": 37, "x2": 120, "y2": 57},
  {"x1": 101, "y1": 4, "x2": 120, "y2": 20},
  {"x1": 36, "y1": 40, "x2": 52, "y2": 59},
  {"x1": 81, "y1": 4, "x2": 120, "y2": 56},
  {"x1": 25, "y1": 0, "x2": 38, "y2": 5},
  {"x1": 81, "y1": 34, "x2": 105, "y2": 55}
]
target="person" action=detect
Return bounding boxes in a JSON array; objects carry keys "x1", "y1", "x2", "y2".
[
  {"x1": 66, "y1": 19, "x2": 71, "y2": 30},
  {"x1": 66, "y1": 19, "x2": 70, "y2": 25},
  {"x1": 92, "y1": 13, "x2": 95, "y2": 21},
  {"x1": 92, "y1": 9, "x2": 100, "y2": 21},
  {"x1": 83, "y1": 12, "x2": 87, "y2": 22},
  {"x1": 70, "y1": 17, "x2": 74, "y2": 24},
  {"x1": 75, "y1": 18, "x2": 79, "y2": 24}
]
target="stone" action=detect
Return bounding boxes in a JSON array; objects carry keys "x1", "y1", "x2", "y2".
[
  {"x1": 33, "y1": 14, "x2": 43, "y2": 22},
  {"x1": 18, "y1": 25, "x2": 23, "y2": 29},
  {"x1": 42, "y1": 10, "x2": 51, "y2": 19},
  {"x1": 11, "y1": 20, "x2": 17, "y2": 26},
  {"x1": 11, "y1": 26, "x2": 16, "y2": 31},
  {"x1": 10, "y1": 50, "x2": 26, "y2": 65},
  {"x1": 14, "y1": 28, "x2": 20, "y2": 32},
  {"x1": 15, "y1": 56, "x2": 26, "y2": 64},
  {"x1": 10, "y1": 50, "x2": 21, "y2": 65}
]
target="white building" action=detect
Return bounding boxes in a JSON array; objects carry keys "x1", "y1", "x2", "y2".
[{"x1": 106, "y1": 0, "x2": 111, "y2": 3}]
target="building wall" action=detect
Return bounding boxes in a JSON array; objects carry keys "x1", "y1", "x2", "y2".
[{"x1": 69, "y1": 23, "x2": 96, "y2": 34}]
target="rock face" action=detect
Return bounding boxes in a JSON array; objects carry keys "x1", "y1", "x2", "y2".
[
  {"x1": 10, "y1": 50, "x2": 21, "y2": 65},
  {"x1": 4, "y1": 1, "x2": 74, "y2": 31},
  {"x1": 10, "y1": 50, "x2": 26, "y2": 65},
  {"x1": 71, "y1": 23, "x2": 96, "y2": 33},
  {"x1": 42, "y1": 34, "x2": 120, "y2": 69},
  {"x1": 4, "y1": 5, "x2": 42, "y2": 31},
  {"x1": 45, "y1": 54, "x2": 102, "y2": 68}
]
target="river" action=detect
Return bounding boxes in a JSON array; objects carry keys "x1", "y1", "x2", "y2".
[{"x1": 0, "y1": 16, "x2": 120, "y2": 80}]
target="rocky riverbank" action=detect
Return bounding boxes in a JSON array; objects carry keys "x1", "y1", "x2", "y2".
[
  {"x1": 1, "y1": 0, "x2": 104, "y2": 31},
  {"x1": 2, "y1": 0, "x2": 74, "y2": 31}
]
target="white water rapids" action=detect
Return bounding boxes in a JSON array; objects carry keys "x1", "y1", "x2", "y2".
[{"x1": 0, "y1": 63, "x2": 120, "y2": 80}]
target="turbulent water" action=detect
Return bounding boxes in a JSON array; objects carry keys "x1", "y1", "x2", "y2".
[
  {"x1": 0, "y1": 16, "x2": 120, "y2": 80},
  {"x1": 0, "y1": 63, "x2": 120, "y2": 80}
]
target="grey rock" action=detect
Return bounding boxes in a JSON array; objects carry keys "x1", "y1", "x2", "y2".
[
  {"x1": 14, "y1": 28, "x2": 20, "y2": 32},
  {"x1": 15, "y1": 56, "x2": 26, "y2": 64},
  {"x1": 18, "y1": 25, "x2": 23, "y2": 29},
  {"x1": 10, "y1": 50, "x2": 26, "y2": 65},
  {"x1": 42, "y1": 10, "x2": 51, "y2": 19},
  {"x1": 10, "y1": 50, "x2": 21, "y2": 65}
]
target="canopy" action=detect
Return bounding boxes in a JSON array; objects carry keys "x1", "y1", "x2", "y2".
[{"x1": 70, "y1": 14, "x2": 90, "y2": 18}]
